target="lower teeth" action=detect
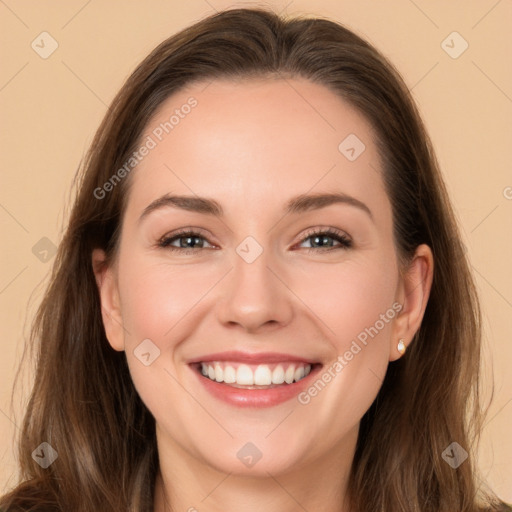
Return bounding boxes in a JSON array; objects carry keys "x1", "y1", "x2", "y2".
[{"x1": 220, "y1": 382, "x2": 284, "y2": 389}]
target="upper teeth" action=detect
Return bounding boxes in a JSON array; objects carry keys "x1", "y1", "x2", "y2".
[{"x1": 200, "y1": 361, "x2": 312, "y2": 386}]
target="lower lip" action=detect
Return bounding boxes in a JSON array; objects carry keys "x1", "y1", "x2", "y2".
[{"x1": 191, "y1": 364, "x2": 322, "y2": 408}]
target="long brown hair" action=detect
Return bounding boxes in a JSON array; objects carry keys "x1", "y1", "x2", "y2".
[{"x1": 1, "y1": 7, "x2": 510, "y2": 512}]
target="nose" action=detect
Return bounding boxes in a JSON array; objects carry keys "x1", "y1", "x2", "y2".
[{"x1": 216, "y1": 246, "x2": 294, "y2": 333}]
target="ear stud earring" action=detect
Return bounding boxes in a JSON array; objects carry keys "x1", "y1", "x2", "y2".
[{"x1": 397, "y1": 338, "x2": 406, "y2": 355}]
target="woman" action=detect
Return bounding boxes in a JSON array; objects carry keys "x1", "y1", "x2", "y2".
[{"x1": 1, "y1": 7, "x2": 510, "y2": 512}]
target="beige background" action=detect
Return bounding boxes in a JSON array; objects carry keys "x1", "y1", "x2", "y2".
[{"x1": 1, "y1": 0, "x2": 511, "y2": 501}]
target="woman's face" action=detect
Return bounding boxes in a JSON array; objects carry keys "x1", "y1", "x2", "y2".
[{"x1": 94, "y1": 77, "x2": 429, "y2": 477}]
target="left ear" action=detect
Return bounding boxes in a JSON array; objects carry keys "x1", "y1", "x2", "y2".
[{"x1": 390, "y1": 243, "x2": 434, "y2": 361}]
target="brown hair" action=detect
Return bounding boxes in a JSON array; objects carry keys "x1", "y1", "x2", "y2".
[{"x1": 1, "y1": 7, "x2": 510, "y2": 512}]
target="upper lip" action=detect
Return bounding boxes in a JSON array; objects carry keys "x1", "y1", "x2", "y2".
[{"x1": 188, "y1": 351, "x2": 320, "y2": 365}]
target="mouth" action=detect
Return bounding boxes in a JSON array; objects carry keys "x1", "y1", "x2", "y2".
[
  {"x1": 191, "y1": 360, "x2": 321, "y2": 389},
  {"x1": 187, "y1": 351, "x2": 324, "y2": 407}
]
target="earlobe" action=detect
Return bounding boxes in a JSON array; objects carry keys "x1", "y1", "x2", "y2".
[
  {"x1": 390, "y1": 244, "x2": 434, "y2": 361},
  {"x1": 91, "y1": 248, "x2": 125, "y2": 352}
]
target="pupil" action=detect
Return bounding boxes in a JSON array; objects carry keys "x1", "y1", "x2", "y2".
[
  {"x1": 181, "y1": 236, "x2": 201, "y2": 248},
  {"x1": 313, "y1": 235, "x2": 331, "y2": 247}
]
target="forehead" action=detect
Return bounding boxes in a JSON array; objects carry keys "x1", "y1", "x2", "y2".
[{"x1": 125, "y1": 77, "x2": 386, "y2": 221}]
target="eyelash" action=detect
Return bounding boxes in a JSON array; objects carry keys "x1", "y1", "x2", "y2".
[{"x1": 157, "y1": 227, "x2": 352, "y2": 254}]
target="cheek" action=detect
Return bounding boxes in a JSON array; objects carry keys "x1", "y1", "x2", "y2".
[
  {"x1": 115, "y1": 257, "x2": 214, "y2": 424},
  {"x1": 294, "y1": 256, "x2": 398, "y2": 353},
  {"x1": 117, "y1": 247, "x2": 398, "y2": 360},
  {"x1": 118, "y1": 258, "x2": 214, "y2": 343},
  {"x1": 295, "y1": 259, "x2": 398, "y2": 423}
]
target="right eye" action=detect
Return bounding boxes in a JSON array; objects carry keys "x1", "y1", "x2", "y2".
[{"x1": 158, "y1": 229, "x2": 216, "y2": 253}]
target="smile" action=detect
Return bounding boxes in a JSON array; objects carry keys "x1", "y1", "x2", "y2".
[{"x1": 198, "y1": 361, "x2": 312, "y2": 387}]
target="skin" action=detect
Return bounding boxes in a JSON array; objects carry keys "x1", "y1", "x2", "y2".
[{"x1": 92, "y1": 77, "x2": 433, "y2": 512}]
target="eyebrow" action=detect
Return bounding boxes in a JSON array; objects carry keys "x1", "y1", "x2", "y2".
[{"x1": 138, "y1": 191, "x2": 373, "y2": 223}]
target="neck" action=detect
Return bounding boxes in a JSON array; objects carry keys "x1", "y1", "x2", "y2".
[{"x1": 153, "y1": 425, "x2": 357, "y2": 512}]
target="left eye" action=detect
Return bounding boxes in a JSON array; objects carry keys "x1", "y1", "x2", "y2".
[
  {"x1": 297, "y1": 229, "x2": 352, "y2": 251},
  {"x1": 158, "y1": 229, "x2": 352, "y2": 253}
]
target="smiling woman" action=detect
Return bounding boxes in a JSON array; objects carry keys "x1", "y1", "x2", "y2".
[{"x1": 1, "y1": 6, "x2": 510, "y2": 512}]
